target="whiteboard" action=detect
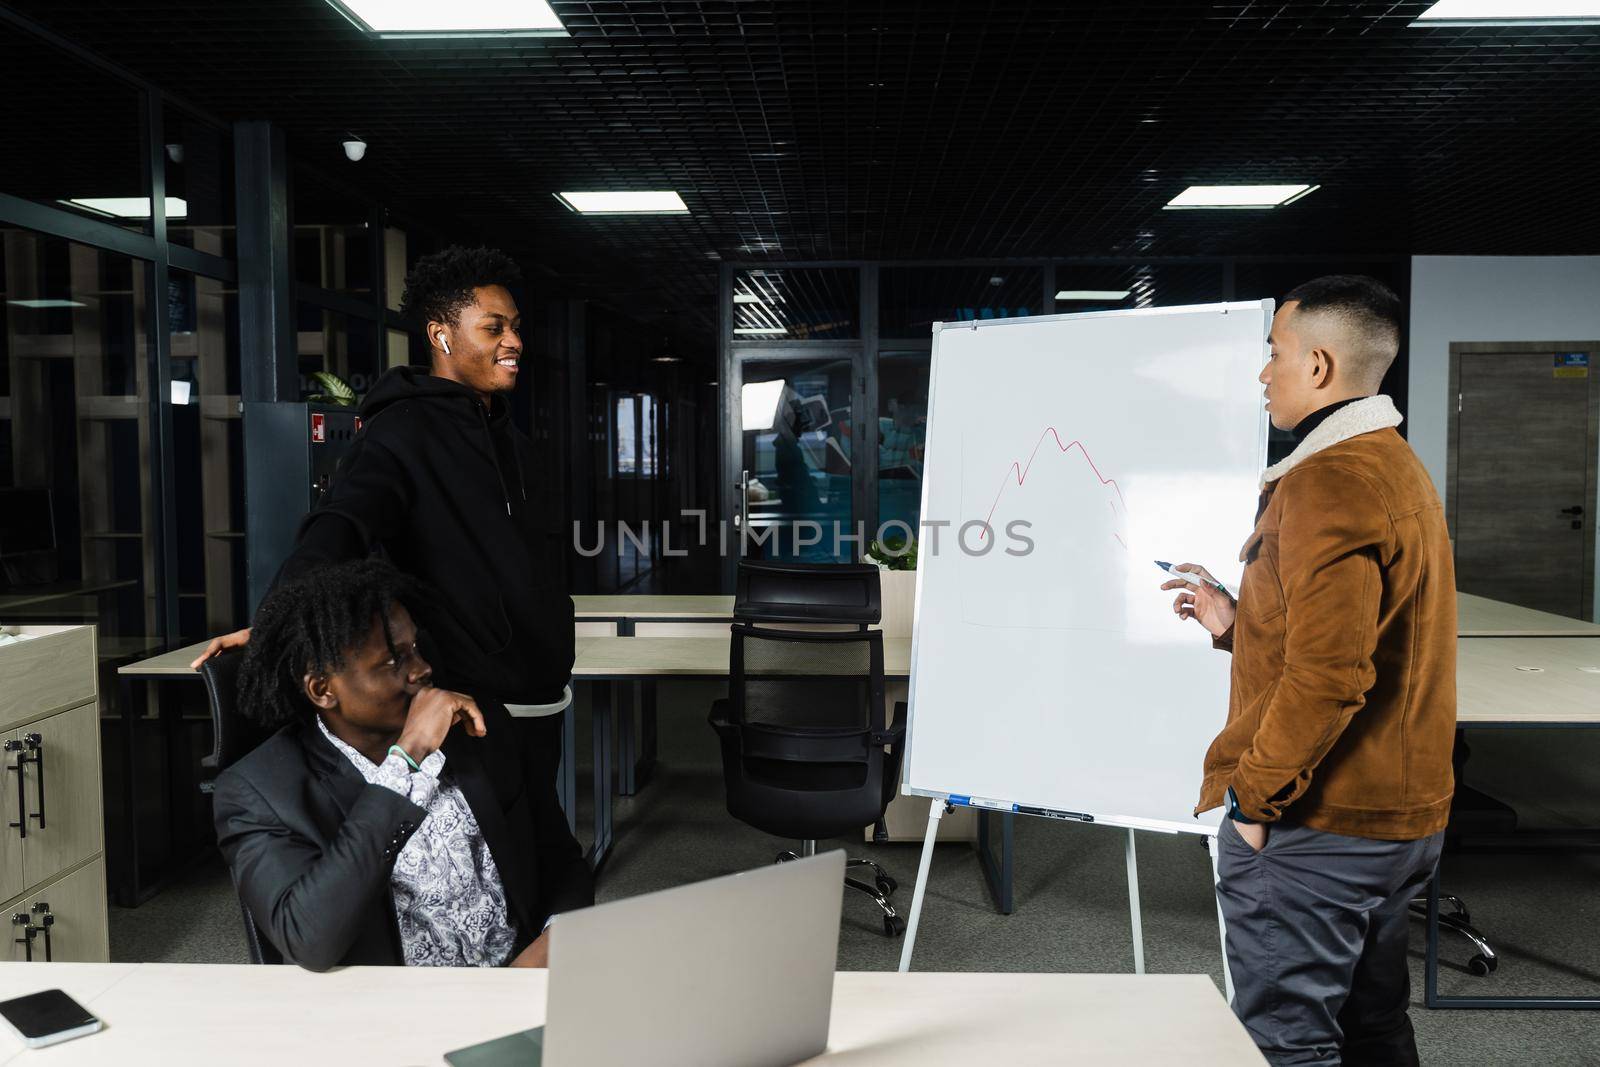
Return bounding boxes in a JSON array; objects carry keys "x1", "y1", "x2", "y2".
[{"x1": 903, "y1": 302, "x2": 1271, "y2": 835}]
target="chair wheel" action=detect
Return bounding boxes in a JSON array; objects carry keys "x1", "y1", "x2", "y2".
[
  {"x1": 883, "y1": 914, "x2": 907, "y2": 938},
  {"x1": 1468, "y1": 954, "x2": 1496, "y2": 977},
  {"x1": 876, "y1": 875, "x2": 898, "y2": 897}
]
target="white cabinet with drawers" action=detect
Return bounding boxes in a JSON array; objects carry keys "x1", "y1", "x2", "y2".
[{"x1": 0, "y1": 624, "x2": 109, "y2": 963}]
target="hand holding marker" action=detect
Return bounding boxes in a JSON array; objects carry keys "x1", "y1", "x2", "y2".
[{"x1": 1154, "y1": 561, "x2": 1232, "y2": 597}]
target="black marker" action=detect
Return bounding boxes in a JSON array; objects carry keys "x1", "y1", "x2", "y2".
[{"x1": 1016, "y1": 805, "x2": 1094, "y2": 823}]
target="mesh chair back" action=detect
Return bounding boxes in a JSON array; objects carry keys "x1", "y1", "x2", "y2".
[
  {"x1": 198, "y1": 649, "x2": 283, "y2": 966},
  {"x1": 199, "y1": 651, "x2": 273, "y2": 778},
  {"x1": 734, "y1": 560, "x2": 881, "y2": 626},
  {"x1": 734, "y1": 625, "x2": 881, "y2": 738},
  {"x1": 712, "y1": 624, "x2": 896, "y2": 837}
]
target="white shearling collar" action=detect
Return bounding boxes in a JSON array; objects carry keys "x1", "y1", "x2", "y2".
[{"x1": 1261, "y1": 395, "x2": 1403, "y2": 488}]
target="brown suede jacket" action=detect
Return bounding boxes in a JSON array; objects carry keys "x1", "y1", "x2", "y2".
[{"x1": 1196, "y1": 396, "x2": 1457, "y2": 841}]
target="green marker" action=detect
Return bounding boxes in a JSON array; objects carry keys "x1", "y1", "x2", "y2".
[{"x1": 1155, "y1": 560, "x2": 1230, "y2": 596}]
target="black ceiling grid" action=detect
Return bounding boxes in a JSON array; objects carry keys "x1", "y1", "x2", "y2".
[{"x1": 4, "y1": 1, "x2": 1597, "y2": 337}]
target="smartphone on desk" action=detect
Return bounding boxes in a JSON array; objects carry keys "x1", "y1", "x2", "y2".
[{"x1": 0, "y1": 989, "x2": 103, "y2": 1049}]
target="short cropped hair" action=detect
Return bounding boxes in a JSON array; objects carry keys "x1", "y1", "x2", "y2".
[
  {"x1": 237, "y1": 560, "x2": 419, "y2": 729},
  {"x1": 398, "y1": 245, "x2": 523, "y2": 327},
  {"x1": 1282, "y1": 274, "x2": 1402, "y2": 388}
]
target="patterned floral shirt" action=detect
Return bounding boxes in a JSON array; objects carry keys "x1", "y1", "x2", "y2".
[{"x1": 316, "y1": 717, "x2": 519, "y2": 967}]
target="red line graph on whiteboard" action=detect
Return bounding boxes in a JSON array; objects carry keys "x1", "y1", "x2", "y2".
[{"x1": 980, "y1": 428, "x2": 1128, "y2": 549}]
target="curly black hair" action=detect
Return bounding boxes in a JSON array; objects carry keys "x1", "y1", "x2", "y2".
[
  {"x1": 398, "y1": 245, "x2": 523, "y2": 327},
  {"x1": 237, "y1": 559, "x2": 419, "y2": 729}
]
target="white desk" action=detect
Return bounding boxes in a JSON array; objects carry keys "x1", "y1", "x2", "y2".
[
  {"x1": 1456, "y1": 593, "x2": 1600, "y2": 638},
  {"x1": 115, "y1": 597, "x2": 743, "y2": 681},
  {"x1": 572, "y1": 634, "x2": 912, "y2": 679},
  {"x1": 119, "y1": 592, "x2": 1596, "y2": 680},
  {"x1": 572, "y1": 594, "x2": 734, "y2": 621},
  {"x1": 1457, "y1": 636, "x2": 1600, "y2": 725},
  {"x1": 566, "y1": 634, "x2": 914, "y2": 868},
  {"x1": 1431, "y1": 635, "x2": 1600, "y2": 1010},
  {"x1": 0, "y1": 963, "x2": 1264, "y2": 1066}
]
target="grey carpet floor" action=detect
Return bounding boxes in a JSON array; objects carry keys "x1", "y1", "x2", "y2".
[{"x1": 112, "y1": 680, "x2": 1600, "y2": 1063}]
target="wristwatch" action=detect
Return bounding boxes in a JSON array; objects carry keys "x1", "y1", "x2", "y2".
[{"x1": 1225, "y1": 786, "x2": 1256, "y2": 824}]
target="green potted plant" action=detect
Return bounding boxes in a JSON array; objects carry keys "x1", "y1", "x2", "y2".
[{"x1": 306, "y1": 371, "x2": 358, "y2": 407}]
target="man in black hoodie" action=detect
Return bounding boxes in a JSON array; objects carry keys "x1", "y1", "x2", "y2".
[{"x1": 195, "y1": 246, "x2": 575, "y2": 774}]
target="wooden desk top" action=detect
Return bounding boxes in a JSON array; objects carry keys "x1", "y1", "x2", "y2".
[
  {"x1": 1457, "y1": 637, "x2": 1600, "y2": 725},
  {"x1": 573, "y1": 635, "x2": 913, "y2": 679},
  {"x1": 574, "y1": 591, "x2": 1600, "y2": 636},
  {"x1": 118, "y1": 598, "x2": 740, "y2": 678},
  {"x1": 0, "y1": 578, "x2": 137, "y2": 613},
  {"x1": 1456, "y1": 593, "x2": 1600, "y2": 638},
  {"x1": 116, "y1": 639, "x2": 211, "y2": 678},
  {"x1": 0, "y1": 964, "x2": 1263, "y2": 1066},
  {"x1": 124, "y1": 593, "x2": 1600, "y2": 715},
  {"x1": 572, "y1": 594, "x2": 733, "y2": 619}
]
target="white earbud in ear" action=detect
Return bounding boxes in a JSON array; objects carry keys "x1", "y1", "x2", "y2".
[{"x1": 440, "y1": 337, "x2": 451, "y2": 355}]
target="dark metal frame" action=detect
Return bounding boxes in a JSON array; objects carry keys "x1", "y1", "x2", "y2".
[
  {"x1": 720, "y1": 340, "x2": 868, "y2": 589},
  {"x1": 236, "y1": 120, "x2": 296, "y2": 403}
]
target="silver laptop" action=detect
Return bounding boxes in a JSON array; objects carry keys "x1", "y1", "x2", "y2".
[{"x1": 446, "y1": 850, "x2": 845, "y2": 1067}]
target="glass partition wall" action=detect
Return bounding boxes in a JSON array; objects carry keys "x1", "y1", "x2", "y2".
[
  {"x1": 721, "y1": 257, "x2": 1409, "y2": 587},
  {"x1": 1, "y1": 236, "x2": 157, "y2": 653},
  {"x1": 0, "y1": 13, "x2": 248, "y2": 904},
  {"x1": 0, "y1": 17, "x2": 241, "y2": 655}
]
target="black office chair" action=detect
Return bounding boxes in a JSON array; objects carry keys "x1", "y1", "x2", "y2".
[
  {"x1": 709, "y1": 562, "x2": 908, "y2": 936},
  {"x1": 1406, "y1": 734, "x2": 1509, "y2": 977},
  {"x1": 198, "y1": 650, "x2": 283, "y2": 965}
]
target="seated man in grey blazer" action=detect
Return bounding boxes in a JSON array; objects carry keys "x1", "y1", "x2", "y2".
[{"x1": 213, "y1": 559, "x2": 592, "y2": 971}]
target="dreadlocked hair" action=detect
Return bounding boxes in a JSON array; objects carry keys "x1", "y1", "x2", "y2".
[{"x1": 237, "y1": 559, "x2": 419, "y2": 730}]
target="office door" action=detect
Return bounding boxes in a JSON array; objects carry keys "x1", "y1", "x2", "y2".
[
  {"x1": 1450, "y1": 344, "x2": 1600, "y2": 619},
  {"x1": 731, "y1": 350, "x2": 864, "y2": 567}
]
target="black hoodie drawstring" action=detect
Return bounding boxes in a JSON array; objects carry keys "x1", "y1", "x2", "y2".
[
  {"x1": 477, "y1": 403, "x2": 516, "y2": 517},
  {"x1": 507, "y1": 431, "x2": 528, "y2": 505}
]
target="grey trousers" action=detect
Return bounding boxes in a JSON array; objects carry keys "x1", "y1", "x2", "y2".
[{"x1": 1216, "y1": 818, "x2": 1445, "y2": 1067}]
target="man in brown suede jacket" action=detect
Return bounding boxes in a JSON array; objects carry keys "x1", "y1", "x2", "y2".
[{"x1": 1163, "y1": 275, "x2": 1455, "y2": 1067}]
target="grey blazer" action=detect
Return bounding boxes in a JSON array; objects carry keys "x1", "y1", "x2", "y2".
[{"x1": 213, "y1": 699, "x2": 592, "y2": 970}]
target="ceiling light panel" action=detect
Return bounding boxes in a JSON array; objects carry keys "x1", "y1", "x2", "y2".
[
  {"x1": 326, "y1": 0, "x2": 566, "y2": 37},
  {"x1": 1163, "y1": 185, "x2": 1318, "y2": 209},
  {"x1": 555, "y1": 191, "x2": 689, "y2": 215},
  {"x1": 1055, "y1": 290, "x2": 1132, "y2": 301},
  {"x1": 61, "y1": 197, "x2": 189, "y2": 219},
  {"x1": 1413, "y1": 1, "x2": 1600, "y2": 25}
]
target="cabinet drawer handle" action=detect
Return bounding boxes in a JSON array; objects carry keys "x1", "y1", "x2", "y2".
[
  {"x1": 3, "y1": 740, "x2": 23, "y2": 840},
  {"x1": 11, "y1": 913, "x2": 35, "y2": 962},
  {"x1": 23, "y1": 733, "x2": 44, "y2": 829},
  {"x1": 31, "y1": 903, "x2": 53, "y2": 962}
]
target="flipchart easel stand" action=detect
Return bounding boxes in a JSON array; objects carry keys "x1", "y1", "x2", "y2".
[{"x1": 897, "y1": 796, "x2": 1235, "y2": 1006}]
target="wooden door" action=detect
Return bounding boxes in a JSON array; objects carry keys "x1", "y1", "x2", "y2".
[
  {"x1": 19, "y1": 702, "x2": 105, "y2": 890},
  {"x1": 1451, "y1": 347, "x2": 1600, "y2": 619},
  {"x1": 23, "y1": 857, "x2": 108, "y2": 963}
]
